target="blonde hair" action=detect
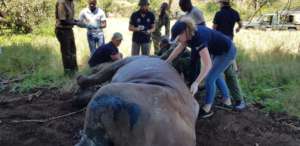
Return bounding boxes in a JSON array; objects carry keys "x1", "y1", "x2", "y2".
[{"x1": 179, "y1": 16, "x2": 196, "y2": 39}]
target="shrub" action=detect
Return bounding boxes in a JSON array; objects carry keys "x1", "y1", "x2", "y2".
[{"x1": 0, "y1": 0, "x2": 53, "y2": 33}]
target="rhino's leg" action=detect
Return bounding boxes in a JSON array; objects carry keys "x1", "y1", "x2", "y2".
[
  {"x1": 75, "y1": 95, "x2": 141, "y2": 146},
  {"x1": 77, "y1": 57, "x2": 142, "y2": 88}
]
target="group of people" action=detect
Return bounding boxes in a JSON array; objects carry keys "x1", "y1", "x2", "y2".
[{"x1": 55, "y1": 0, "x2": 246, "y2": 118}]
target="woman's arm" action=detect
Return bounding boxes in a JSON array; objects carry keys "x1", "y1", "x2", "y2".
[
  {"x1": 166, "y1": 42, "x2": 186, "y2": 63},
  {"x1": 195, "y1": 47, "x2": 212, "y2": 84},
  {"x1": 190, "y1": 47, "x2": 212, "y2": 95}
]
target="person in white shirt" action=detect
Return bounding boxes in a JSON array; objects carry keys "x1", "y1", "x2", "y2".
[{"x1": 79, "y1": 0, "x2": 107, "y2": 54}]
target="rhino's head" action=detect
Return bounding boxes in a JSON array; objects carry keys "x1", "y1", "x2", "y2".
[
  {"x1": 75, "y1": 130, "x2": 113, "y2": 146},
  {"x1": 75, "y1": 96, "x2": 141, "y2": 146}
]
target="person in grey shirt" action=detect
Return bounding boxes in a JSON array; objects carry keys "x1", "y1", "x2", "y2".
[{"x1": 179, "y1": 0, "x2": 205, "y2": 26}]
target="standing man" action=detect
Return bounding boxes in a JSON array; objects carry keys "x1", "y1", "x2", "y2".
[
  {"x1": 179, "y1": 0, "x2": 206, "y2": 26},
  {"x1": 79, "y1": 0, "x2": 107, "y2": 54},
  {"x1": 213, "y1": 0, "x2": 245, "y2": 110},
  {"x1": 152, "y1": 2, "x2": 170, "y2": 55},
  {"x1": 129, "y1": 0, "x2": 155, "y2": 56},
  {"x1": 55, "y1": 0, "x2": 79, "y2": 76}
]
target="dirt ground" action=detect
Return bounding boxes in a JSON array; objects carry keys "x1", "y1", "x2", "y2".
[{"x1": 0, "y1": 89, "x2": 299, "y2": 146}]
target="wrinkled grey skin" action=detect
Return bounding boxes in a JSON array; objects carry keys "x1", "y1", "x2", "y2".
[{"x1": 75, "y1": 56, "x2": 199, "y2": 146}]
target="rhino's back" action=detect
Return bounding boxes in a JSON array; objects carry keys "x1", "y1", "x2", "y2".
[{"x1": 111, "y1": 57, "x2": 186, "y2": 91}]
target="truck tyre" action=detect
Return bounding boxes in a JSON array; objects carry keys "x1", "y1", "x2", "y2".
[{"x1": 288, "y1": 28, "x2": 297, "y2": 31}]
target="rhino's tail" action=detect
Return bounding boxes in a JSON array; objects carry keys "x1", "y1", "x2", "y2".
[{"x1": 89, "y1": 95, "x2": 141, "y2": 130}]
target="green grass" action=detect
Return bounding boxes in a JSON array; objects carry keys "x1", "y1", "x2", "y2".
[
  {"x1": 0, "y1": 34, "x2": 71, "y2": 93},
  {"x1": 235, "y1": 30, "x2": 300, "y2": 116}
]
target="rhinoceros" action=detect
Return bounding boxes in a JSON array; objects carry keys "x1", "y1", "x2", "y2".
[{"x1": 75, "y1": 56, "x2": 199, "y2": 146}]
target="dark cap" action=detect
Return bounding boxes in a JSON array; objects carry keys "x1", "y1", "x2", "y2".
[
  {"x1": 171, "y1": 21, "x2": 187, "y2": 41},
  {"x1": 139, "y1": 0, "x2": 150, "y2": 6}
]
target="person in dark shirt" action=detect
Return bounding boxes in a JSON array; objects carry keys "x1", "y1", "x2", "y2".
[
  {"x1": 152, "y1": 2, "x2": 170, "y2": 55},
  {"x1": 213, "y1": 0, "x2": 245, "y2": 110},
  {"x1": 88, "y1": 32, "x2": 123, "y2": 67},
  {"x1": 167, "y1": 17, "x2": 236, "y2": 118},
  {"x1": 129, "y1": 0, "x2": 155, "y2": 56},
  {"x1": 213, "y1": 0, "x2": 242, "y2": 39}
]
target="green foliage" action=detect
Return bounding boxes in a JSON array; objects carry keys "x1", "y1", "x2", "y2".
[
  {"x1": 195, "y1": 2, "x2": 219, "y2": 21},
  {"x1": 0, "y1": 0, "x2": 54, "y2": 33},
  {"x1": 150, "y1": 0, "x2": 162, "y2": 12},
  {"x1": 205, "y1": 1, "x2": 219, "y2": 14},
  {"x1": 100, "y1": 0, "x2": 114, "y2": 14},
  {"x1": 0, "y1": 35, "x2": 58, "y2": 75},
  {"x1": 32, "y1": 19, "x2": 55, "y2": 37},
  {"x1": 235, "y1": 30, "x2": 300, "y2": 116},
  {"x1": 0, "y1": 34, "x2": 68, "y2": 93}
]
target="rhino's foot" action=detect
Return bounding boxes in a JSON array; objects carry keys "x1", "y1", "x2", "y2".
[
  {"x1": 77, "y1": 75, "x2": 91, "y2": 89},
  {"x1": 72, "y1": 88, "x2": 96, "y2": 108},
  {"x1": 75, "y1": 133, "x2": 96, "y2": 146}
]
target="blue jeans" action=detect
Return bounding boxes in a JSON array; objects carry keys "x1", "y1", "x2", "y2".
[
  {"x1": 87, "y1": 32, "x2": 105, "y2": 54},
  {"x1": 204, "y1": 45, "x2": 237, "y2": 104}
]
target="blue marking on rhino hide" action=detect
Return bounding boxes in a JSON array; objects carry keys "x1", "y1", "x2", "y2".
[{"x1": 90, "y1": 96, "x2": 141, "y2": 130}]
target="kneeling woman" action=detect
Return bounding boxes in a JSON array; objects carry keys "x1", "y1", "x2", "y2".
[{"x1": 166, "y1": 17, "x2": 236, "y2": 118}]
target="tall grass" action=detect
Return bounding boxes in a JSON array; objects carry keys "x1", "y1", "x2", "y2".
[{"x1": 235, "y1": 30, "x2": 300, "y2": 116}]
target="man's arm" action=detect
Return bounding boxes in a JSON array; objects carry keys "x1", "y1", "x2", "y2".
[
  {"x1": 100, "y1": 10, "x2": 107, "y2": 29},
  {"x1": 100, "y1": 20, "x2": 107, "y2": 29},
  {"x1": 212, "y1": 12, "x2": 220, "y2": 30},
  {"x1": 147, "y1": 23, "x2": 156, "y2": 33},
  {"x1": 212, "y1": 24, "x2": 218, "y2": 30},
  {"x1": 110, "y1": 53, "x2": 121, "y2": 61},
  {"x1": 148, "y1": 14, "x2": 156, "y2": 33},
  {"x1": 235, "y1": 21, "x2": 243, "y2": 33},
  {"x1": 77, "y1": 10, "x2": 89, "y2": 28},
  {"x1": 235, "y1": 12, "x2": 242, "y2": 33},
  {"x1": 129, "y1": 13, "x2": 141, "y2": 32},
  {"x1": 78, "y1": 58, "x2": 137, "y2": 88},
  {"x1": 129, "y1": 24, "x2": 141, "y2": 32}
]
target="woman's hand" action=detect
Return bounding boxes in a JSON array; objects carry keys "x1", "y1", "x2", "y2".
[{"x1": 190, "y1": 81, "x2": 200, "y2": 96}]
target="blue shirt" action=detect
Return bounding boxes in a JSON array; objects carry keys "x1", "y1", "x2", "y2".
[
  {"x1": 88, "y1": 42, "x2": 119, "y2": 67},
  {"x1": 130, "y1": 10, "x2": 155, "y2": 43},
  {"x1": 187, "y1": 26, "x2": 232, "y2": 60},
  {"x1": 213, "y1": 6, "x2": 241, "y2": 38}
]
